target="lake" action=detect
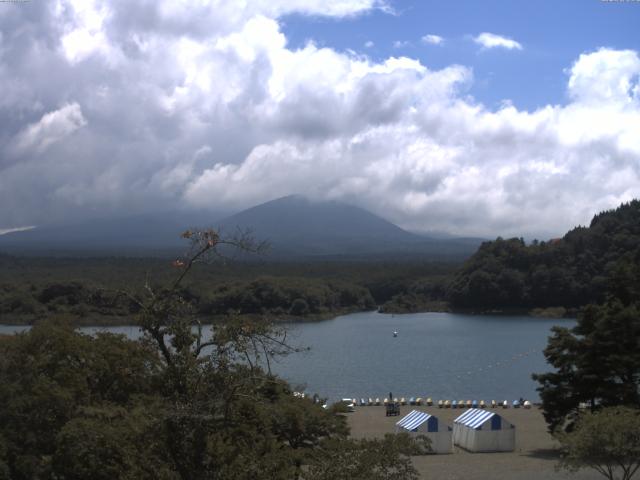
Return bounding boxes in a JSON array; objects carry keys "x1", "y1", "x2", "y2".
[{"x1": 0, "y1": 311, "x2": 573, "y2": 403}]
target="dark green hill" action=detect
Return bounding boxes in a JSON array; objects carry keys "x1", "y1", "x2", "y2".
[
  {"x1": 447, "y1": 200, "x2": 640, "y2": 310},
  {"x1": 216, "y1": 195, "x2": 481, "y2": 259}
]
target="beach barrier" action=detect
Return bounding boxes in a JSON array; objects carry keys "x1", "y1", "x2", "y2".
[{"x1": 342, "y1": 396, "x2": 537, "y2": 410}]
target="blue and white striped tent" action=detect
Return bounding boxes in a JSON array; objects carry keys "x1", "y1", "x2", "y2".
[
  {"x1": 453, "y1": 409, "x2": 515, "y2": 452},
  {"x1": 395, "y1": 410, "x2": 452, "y2": 454}
]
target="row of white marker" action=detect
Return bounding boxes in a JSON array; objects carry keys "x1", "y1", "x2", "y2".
[{"x1": 349, "y1": 398, "x2": 532, "y2": 409}]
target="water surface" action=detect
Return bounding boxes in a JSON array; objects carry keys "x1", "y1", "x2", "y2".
[{"x1": 0, "y1": 311, "x2": 573, "y2": 402}]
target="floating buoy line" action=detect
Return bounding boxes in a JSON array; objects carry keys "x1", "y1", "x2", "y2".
[{"x1": 452, "y1": 348, "x2": 539, "y2": 380}]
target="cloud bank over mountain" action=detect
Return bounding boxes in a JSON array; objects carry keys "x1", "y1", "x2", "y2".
[{"x1": 0, "y1": 0, "x2": 638, "y2": 238}]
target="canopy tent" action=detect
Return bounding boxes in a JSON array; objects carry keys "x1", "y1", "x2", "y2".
[
  {"x1": 395, "y1": 410, "x2": 452, "y2": 454},
  {"x1": 453, "y1": 409, "x2": 515, "y2": 452}
]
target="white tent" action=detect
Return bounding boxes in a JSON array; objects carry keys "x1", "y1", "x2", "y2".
[
  {"x1": 395, "y1": 410, "x2": 452, "y2": 454},
  {"x1": 453, "y1": 409, "x2": 515, "y2": 452}
]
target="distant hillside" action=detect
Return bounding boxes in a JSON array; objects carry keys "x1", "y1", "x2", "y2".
[
  {"x1": 0, "y1": 196, "x2": 482, "y2": 260},
  {"x1": 216, "y1": 195, "x2": 480, "y2": 259},
  {"x1": 447, "y1": 200, "x2": 640, "y2": 310},
  {"x1": 0, "y1": 211, "x2": 224, "y2": 256}
]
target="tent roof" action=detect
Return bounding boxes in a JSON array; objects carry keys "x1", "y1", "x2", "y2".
[
  {"x1": 454, "y1": 409, "x2": 497, "y2": 429},
  {"x1": 396, "y1": 410, "x2": 432, "y2": 431}
]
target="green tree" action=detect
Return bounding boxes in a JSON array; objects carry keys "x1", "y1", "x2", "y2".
[
  {"x1": 556, "y1": 407, "x2": 640, "y2": 480},
  {"x1": 304, "y1": 433, "x2": 429, "y2": 480},
  {"x1": 533, "y1": 300, "x2": 640, "y2": 431}
]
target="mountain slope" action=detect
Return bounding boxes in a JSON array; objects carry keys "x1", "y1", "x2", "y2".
[
  {"x1": 447, "y1": 200, "x2": 640, "y2": 309},
  {"x1": 216, "y1": 195, "x2": 419, "y2": 255},
  {"x1": 0, "y1": 196, "x2": 482, "y2": 259},
  {"x1": 0, "y1": 211, "x2": 224, "y2": 255},
  {"x1": 216, "y1": 195, "x2": 479, "y2": 258}
]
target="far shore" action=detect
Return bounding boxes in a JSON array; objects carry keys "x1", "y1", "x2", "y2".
[{"x1": 0, "y1": 306, "x2": 577, "y2": 328}]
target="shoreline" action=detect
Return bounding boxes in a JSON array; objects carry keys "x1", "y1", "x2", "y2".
[{"x1": 0, "y1": 305, "x2": 578, "y2": 328}]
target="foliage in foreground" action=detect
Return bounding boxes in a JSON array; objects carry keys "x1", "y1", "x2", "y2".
[
  {"x1": 533, "y1": 256, "x2": 640, "y2": 432},
  {"x1": 556, "y1": 407, "x2": 640, "y2": 480},
  {"x1": 0, "y1": 229, "x2": 428, "y2": 479}
]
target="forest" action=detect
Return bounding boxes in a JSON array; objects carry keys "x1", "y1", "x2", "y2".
[
  {"x1": 0, "y1": 255, "x2": 456, "y2": 325},
  {"x1": 447, "y1": 200, "x2": 640, "y2": 312}
]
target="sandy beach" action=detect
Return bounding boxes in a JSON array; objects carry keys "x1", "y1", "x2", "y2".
[{"x1": 347, "y1": 405, "x2": 601, "y2": 480}]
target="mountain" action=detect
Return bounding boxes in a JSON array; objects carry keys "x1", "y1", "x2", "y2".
[
  {"x1": 0, "y1": 196, "x2": 482, "y2": 260},
  {"x1": 215, "y1": 195, "x2": 480, "y2": 259}
]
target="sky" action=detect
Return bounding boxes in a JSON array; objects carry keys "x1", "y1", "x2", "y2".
[{"x1": 0, "y1": 0, "x2": 639, "y2": 239}]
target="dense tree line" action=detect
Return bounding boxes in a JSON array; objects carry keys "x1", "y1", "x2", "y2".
[
  {"x1": 0, "y1": 277, "x2": 376, "y2": 325},
  {"x1": 200, "y1": 276, "x2": 375, "y2": 318},
  {"x1": 0, "y1": 255, "x2": 456, "y2": 324},
  {"x1": 448, "y1": 200, "x2": 640, "y2": 310}
]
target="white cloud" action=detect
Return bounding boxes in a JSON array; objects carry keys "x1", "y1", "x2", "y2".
[
  {"x1": 393, "y1": 40, "x2": 410, "y2": 49},
  {"x1": 421, "y1": 34, "x2": 443, "y2": 45},
  {"x1": 11, "y1": 103, "x2": 87, "y2": 155},
  {"x1": 0, "y1": 1, "x2": 638, "y2": 239},
  {"x1": 567, "y1": 47, "x2": 640, "y2": 105},
  {"x1": 364, "y1": 40, "x2": 374, "y2": 48},
  {"x1": 473, "y1": 32, "x2": 523, "y2": 50},
  {"x1": 0, "y1": 226, "x2": 35, "y2": 236}
]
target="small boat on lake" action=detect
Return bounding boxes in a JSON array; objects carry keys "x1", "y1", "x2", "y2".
[{"x1": 393, "y1": 330, "x2": 398, "y2": 337}]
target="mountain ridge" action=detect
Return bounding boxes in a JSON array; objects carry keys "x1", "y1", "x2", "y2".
[{"x1": 0, "y1": 196, "x2": 482, "y2": 260}]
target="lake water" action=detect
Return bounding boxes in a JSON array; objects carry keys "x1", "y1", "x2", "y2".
[{"x1": 0, "y1": 311, "x2": 573, "y2": 403}]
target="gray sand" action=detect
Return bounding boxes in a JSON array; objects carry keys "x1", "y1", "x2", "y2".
[{"x1": 347, "y1": 405, "x2": 602, "y2": 480}]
